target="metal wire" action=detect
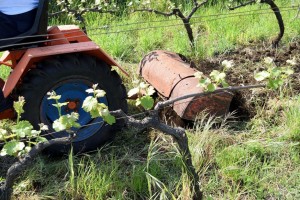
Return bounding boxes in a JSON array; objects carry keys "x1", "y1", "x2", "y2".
[
  {"x1": 0, "y1": 85, "x2": 263, "y2": 146},
  {"x1": 0, "y1": 7, "x2": 297, "y2": 49},
  {"x1": 0, "y1": 5, "x2": 294, "y2": 43},
  {"x1": 67, "y1": 6, "x2": 298, "y2": 31}
]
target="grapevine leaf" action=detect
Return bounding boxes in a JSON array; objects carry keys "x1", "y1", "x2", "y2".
[
  {"x1": 13, "y1": 97, "x2": 25, "y2": 116},
  {"x1": 127, "y1": 87, "x2": 139, "y2": 97},
  {"x1": 207, "y1": 83, "x2": 217, "y2": 92},
  {"x1": 53, "y1": 118, "x2": 67, "y2": 132},
  {"x1": 52, "y1": 102, "x2": 68, "y2": 108},
  {"x1": 36, "y1": 136, "x2": 48, "y2": 143},
  {"x1": 284, "y1": 68, "x2": 294, "y2": 76},
  {"x1": 254, "y1": 71, "x2": 270, "y2": 81},
  {"x1": 140, "y1": 95, "x2": 154, "y2": 110},
  {"x1": 85, "y1": 88, "x2": 94, "y2": 94},
  {"x1": 47, "y1": 91, "x2": 61, "y2": 100},
  {"x1": 11, "y1": 120, "x2": 33, "y2": 138},
  {"x1": 221, "y1": 81, "x2": 229, "y2": 88},
  {"x1": 103, "y1": 114, "x2": 116, "y2": 125},
  {"x1": 146, "y1": 86, "x2": 156, "y2": 96},
  {"x1": 95, "y1": 89, "x2": 106, "y2": 98},
  {"x1": 82, "y1": 96, "x2": 98, "y2": 112},
  {"x1": 197, "y1": 77, "x2": 211, "y2": 88},
  {"x1": 135, "y1": 98, "x2": 141, "y2": 107},
  {"x1": 271, "y1": 67, "x2": 282, "y2": 77},
  {"x1": 53, "y1": 113, "x2": 80, "y2": 132},
  {"x1": 90, "y1": 108, "x2": 101, "y2": 118},
  {"x1": 267, "y1": 79, "x2": 283, "y2": 89},
  {"x1": 100, "y1": 108, "x2": 110, "y2": 117},
  {"x1": 264, "y1": 57, "x2": 274, "y2": 64},
  {"x1": 0, "y1": 128, "x2": 8, "y2": 140},
  {"x1": 194, "y1": 71, "x2": 203, "y2": 79},
  {"x1": 286, "y1": 57, "x2": 297, "y2": 66},
  {"x1": 25, "y1": 146, "x2": 32, "y2": 153},
  {"x1": 139, "y1": 82, "x2": 149, "y2": 89},
  {"x1": 222, "y1": 60, "x2": 234, "y2": 69},
  {"x1": 30, "y1": 130, "x2": 41, "y2": 137},
  {"x1": 0, "y1": 141, "x2": 25, "y2": 156},
  {"x1": 210, "y1": 70, "x2": 220, "y2": 79}
]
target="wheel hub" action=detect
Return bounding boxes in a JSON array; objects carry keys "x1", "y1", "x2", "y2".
[
  {"x1": 66, "y1": 99, "x2": 80, "y2": 112},
  {"x1": 41, "y1": 81, "x2": 108, "y2": 142}
]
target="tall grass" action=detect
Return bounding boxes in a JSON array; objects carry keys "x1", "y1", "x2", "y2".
[{"x1": 59, "y1": 0, "x2": 300, "y2": 62}]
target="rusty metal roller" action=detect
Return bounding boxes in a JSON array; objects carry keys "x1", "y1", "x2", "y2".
[{"x1": 139, "y1": 50, "x2": 234, "y2": 121}]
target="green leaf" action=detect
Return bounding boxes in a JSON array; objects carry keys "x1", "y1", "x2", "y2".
[
  {"x1": 140, "y1": 95, "x2": 154, "y2": 110},
  {"x1": 210, "y1": 70, "x2": 226, "y2": 83},
  {"x1": 89, "y1": 108, "x2": 101, "y2": 118},
  {"x1": 139, "y1": 82, "x2": 149, "y2": 89},
  {"x1": 53, "y1": 118, "x2": 67, "y2": 132},
  {"x1": 222, "y1": 81, "x2": 229, "y2": 88},
  {"x1": 24, "y1": 146, "x2": 32, "y2": 153},
  {"x1": 194, "y1": 71, "x2": 203, "y2": 79},
  {"x1": 36, "y1": 136, "x2": 48, "y2": 143},
  {"x1": 100, "y1": 108, "x2": 110, "y2": 117},
  {"x1": 127, "y1": 87, "x2": 139, "y2": 97},
  {"x1": 95, "y1": 89, "x2": 106, "y2": 98},
  {"x1": 13, "y1": 96, "x2": 25, "y2": 116},
  {"x1": 0, "y1": 128, "x2": 8, "y2": 140},
  {"x1": 198, "y1": 77, "x2": 211, "y2": 88},
  {"x1": 0, "y1": 141, "x2": 25, "y2": 156},
  {"x1": 103, "y1": 114, "x2": 116, "y2": 125},
  {"x1": 271, "y1": 67, "x2": 282, "y2": 77},
  {"x1": 47, "y1": 91, "x2": 61, "y2": 100},
  {"x1": 146, "y1": 86, "x2": 155, "y2": 96},
  {"x1": 30, "y1": 130, "x2": 41, "y2": 137},
  {"x1": 52, "y1": 113, "x2": 80, "y2": 132},
  {"x1": 284, "y1": 68, "x2": 294, "y2": 76},
  {"x1": 11, "y1": 120, "x2": 33, "y2": 138},
  {"x1": 222, "y1": 60, "x2": 234, "y2": 69},
  {"x1": 135, "y1": 98, "x2": 141, "y2": 107},
  {"x1": 254, "y1": 71, "x2": 270, "y2": 81},
  {"x1": 264, "y1": 57, "x2": 274, "y2": 64},
  {"x1": 267, "y1": 79, "x2": 283, "y2": 90},
  {"x1": 82, "y1": 96, "x2": 98, "y2": 112},
  {"x1": 52, "y1": 102, "x2": 68, "y2": 109},
  {"x1": 210, "y1": 70, "x2": 220, "y2": 79},
  {"x1": 207, "y1": 83, "x2": 217, "y2": 92}
]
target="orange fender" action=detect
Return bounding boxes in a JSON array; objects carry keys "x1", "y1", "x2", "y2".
[{"x1": 2, "y1": 41, "x2": 128, "y2": 97}]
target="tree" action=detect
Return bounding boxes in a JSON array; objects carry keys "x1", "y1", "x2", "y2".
[
  {"x1": 229, "y1": 0, "x2": 284, "y2": 47},
  {"x1": 131, "y1": 0, "x2": 208, "y2": 48}
]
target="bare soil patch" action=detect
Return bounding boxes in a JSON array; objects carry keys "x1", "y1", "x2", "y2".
[{"x1": 195, "y1": 41, "x2": 300, "y2": 119}]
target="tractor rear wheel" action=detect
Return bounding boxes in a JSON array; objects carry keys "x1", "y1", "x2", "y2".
[{"x1": 18, "y1": 54, "x2": 127, "y2": 154}]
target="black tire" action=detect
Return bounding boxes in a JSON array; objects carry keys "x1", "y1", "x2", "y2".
[{"x1": 18, "y1": 54, "x2": 128, "y2": 154}]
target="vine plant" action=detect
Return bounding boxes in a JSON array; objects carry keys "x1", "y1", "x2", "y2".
[
  {"x1": 0, "y1": 84, "x2": 115, "y2": 157},
  {"x1": 0, "y1": 84, "x2": 116, "y2": 200},
  {"x1": 0, "y1": 97, "x2": 47, "y2": 157},
  {"x1": 127, "y1": 80, "x2": 156, "y2": 110}
]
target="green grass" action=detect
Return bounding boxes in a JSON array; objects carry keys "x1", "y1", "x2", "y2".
[
  {"x1": 8, "y1": 95, "x2": 300, "y2": 199},
  {"x1": 60, "y1": 0, "x2": 300, "y2": 62},
  {"x1": 1, "y1": 0, "x2": 300, "y2": 199}
]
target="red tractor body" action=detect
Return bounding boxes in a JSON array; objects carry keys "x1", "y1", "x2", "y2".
[{"x1": 0, "y1": 0, "x2": 128, "y2": 154}]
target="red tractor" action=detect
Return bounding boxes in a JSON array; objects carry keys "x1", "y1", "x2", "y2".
[{"x1": 0, "y1": 0, "x2": 128, "y2": 154}]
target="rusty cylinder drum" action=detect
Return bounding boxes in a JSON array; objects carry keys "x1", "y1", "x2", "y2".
[{"x1": 139, "y1": 50, "x2": 234, "y2": 121}]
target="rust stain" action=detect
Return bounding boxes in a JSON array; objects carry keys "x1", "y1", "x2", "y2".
[{"x1": 140, "y1": 50, "x2": 234, "y2": 121}]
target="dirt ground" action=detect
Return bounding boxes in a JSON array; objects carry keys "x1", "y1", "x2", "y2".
[{"x1": 195, "y1": 41, "x2": 300, "y2": 119}]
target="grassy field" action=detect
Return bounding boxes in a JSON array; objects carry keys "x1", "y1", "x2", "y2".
[{"x1": 1, "y1": 0, "x2": 300, "y2": 199}]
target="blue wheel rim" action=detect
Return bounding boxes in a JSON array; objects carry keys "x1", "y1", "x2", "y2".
[{"x1": 40, "y1": 80, "x2": 108, "y2": 142}]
